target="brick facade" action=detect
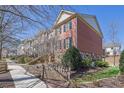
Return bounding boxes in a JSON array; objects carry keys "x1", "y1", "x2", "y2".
[
  {"x1": 77, "y1": 18, "x2": 102, "y2": 56},
  {"x1": 18, "y1": 10, "x2": 103, "y2": 63},
  {"x1": 54, "y1": 16, "x2": 102, "y2": 59}
]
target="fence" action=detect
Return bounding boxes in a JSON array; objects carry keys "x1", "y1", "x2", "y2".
[
  {"x1": 25, "y1": 63, "x2": 71, "y2": 81},
  {"x1": 103, "y1": 55, "x2": 120, "y2": 66},
  {"x1": 0, "y1": 62, "x2": 7, "y2": 74}
]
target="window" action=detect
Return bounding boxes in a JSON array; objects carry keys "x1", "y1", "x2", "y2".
[
  {"x1": 64, "y1": 39, "x2": 66, "y2": 49},
  {"x1": 56, "y1": 27, "x2": 61, "y2": 34},
  {"x1": 66, "y1": 38, "x2": 69, "y2": 49},
  {"x1": 64, "y1": 24, "x2": 66, "y2": 32},
  {"x1": 69, "y1": 37, "x2": 72, "y2": 48},
  {"x1": 59, "y1": 27, "x2": 61, "y2": 34},
  {"x1": 69, "y1": 21, "x2": 72, "y2": 30},
  {"x1": 59, "y1": 40, "x2": 61, "y2": 49},
  {"x1": 64, "y1": 37, "x2": 72, "y2": 49}
]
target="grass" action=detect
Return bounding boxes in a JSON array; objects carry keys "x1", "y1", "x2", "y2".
[
  {"x1": 15, "y1": 55, "x2": 33, "y2": 64},
  {"x1": 75, "y1": 67, "x2": 120, "y2": 83}
]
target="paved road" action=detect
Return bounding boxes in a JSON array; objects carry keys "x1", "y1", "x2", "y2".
[{"x1": 7, "y1": 59, "x2": 50, "y2": 88}]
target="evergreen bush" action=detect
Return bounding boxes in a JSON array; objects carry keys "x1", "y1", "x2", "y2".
[
  {"x1": 95, "y1": 60, "x2": 109, "y2": 67},
  {"x1": 119, "y1": 50, "x2": 124, "y2": 74},
  {"x1": 82, "y1": 56, "x2": 92, "y2": 68},
  {"x1": 62, "y1": 47, "x2": 82, "y2": 70}
]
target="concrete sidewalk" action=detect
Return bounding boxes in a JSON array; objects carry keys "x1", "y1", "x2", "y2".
[{"x1": 7, "y1": 59, "x2": 50, "y2": 88}]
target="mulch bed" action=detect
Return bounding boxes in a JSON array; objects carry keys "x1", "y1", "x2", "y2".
[
  {"x1": 21, "y1": 64, "x2": 70, "y2": 88},
  {"x1": 0, "y1": 71, "x2": 15, "y2": 88},
  {"x1": 21, "y1": 64, "x2": 124, "y2": 88},
  {"x1": 79, "y1": 75, "x2": 124, "y2": 88},
  {"x1": 21, "y1": 64, "x2": 42, "y2": 77}
]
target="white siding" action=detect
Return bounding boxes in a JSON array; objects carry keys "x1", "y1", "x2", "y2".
[{"x1": 56, "y1": 13, "x2": 72, "y2": 24}]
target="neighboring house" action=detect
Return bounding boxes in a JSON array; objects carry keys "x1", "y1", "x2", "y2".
[
  {"x1": 103, "y1": 43, "x2": 121, "y2": 56},
  {"x1": 2, "y1": 48, "x2": 9, "y2": 57},
  {"x1": 52, "y1": 10, "x2": 103, "y2": 59},
  {"x1": 17, "y1": 44, "x2": 25, "y2": 55},
  {"x1": 17, "y1": 39, "x2": 34, "y2": 56},
  {"x1": 8, "y1": 48, "x2": 17, "y2": 56},
  {"x1": 2, "y1": 47, "x2": 17, "y2": 57},
  {"x1": 17, "y1": 31, "x2": 54, "y2": 57}
]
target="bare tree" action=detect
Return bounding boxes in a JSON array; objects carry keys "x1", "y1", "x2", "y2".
[
  {"x1": 0, "y1": 5, "x2": 74, "y2": 60},
  {"x1": 0, "y1": 11, "x2": 21, "y2": 59},
  {"x1": 0, "y1": 6, "x2": 75, "y2": 29},
  {"x1": 109, "y1": 22, "x2": 120, "y2": 66}
]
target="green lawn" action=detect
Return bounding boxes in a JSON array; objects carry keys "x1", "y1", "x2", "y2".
[{"x1": 75, "y1": 67, "x2": 120, "y2": 83}]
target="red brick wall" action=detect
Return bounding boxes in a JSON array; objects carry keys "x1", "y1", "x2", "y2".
[
  {"x1": 77, "y1": 18, "x2": 102, "y2": 56},
  {"x1": 58, "y1": 18, "x2": 77, "y2": 52}
]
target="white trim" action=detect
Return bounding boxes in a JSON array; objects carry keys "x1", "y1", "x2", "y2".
[{"x1": 54, "y1": 10, "x2": 75, "y2": 26}]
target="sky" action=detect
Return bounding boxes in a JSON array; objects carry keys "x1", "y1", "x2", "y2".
[
  {"x1": 73, "y1": 6, "x2": 124, "y2": 50},
  {"x1": 23, "y1": 5, "x2": 124, "y2": 50}
]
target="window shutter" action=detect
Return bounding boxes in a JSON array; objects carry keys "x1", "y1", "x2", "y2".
[
  {"x1": 64, "y1": 39, "x2": 66, "y2": 49},
  {"x1": 69, "y1": 37, "x2": 72, "y2": 48}
]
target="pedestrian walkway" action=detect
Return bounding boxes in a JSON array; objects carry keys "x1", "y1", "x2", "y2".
[{"x1": 7, "y1": 59, "x2": 50, "y2": 88}]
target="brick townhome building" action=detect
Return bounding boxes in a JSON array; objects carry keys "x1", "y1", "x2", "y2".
[
  {"x1": 17, "y1": 10, "x2": 103, "y2": 62},
  {"x1": 53, "y1": 10, "x2": 103, "y2": 60}
]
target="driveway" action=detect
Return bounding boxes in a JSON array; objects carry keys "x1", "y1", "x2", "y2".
[{"x1": 7, "y1": 59, "x2": 50, "y2": 88}]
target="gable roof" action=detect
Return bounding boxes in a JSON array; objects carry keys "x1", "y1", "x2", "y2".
[
  {"x1": 54, "y1": 10, "x2": 103, "y2": 37},
  {"x1": 79, "y1": 14, "x2": 103, "y2": 37},
  {"x1": 54, "y1": 10, "x2": 75, "y2": 25}
]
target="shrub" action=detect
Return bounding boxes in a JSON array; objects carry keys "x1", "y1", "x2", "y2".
[
  {"x1": 82, "y1": 57, "x2": 92, "y2": 68},
  {"x1": 17, "y1": 55, "x2": 33, "y2": 64},
  {"x1": 95, "y1": 61, "x2": 109, "y2": 67},
  {"x1": 62, "y1": 47, "x2": 82, "y2": 70},
  {"x1": 119, "y1": 50, "x2": 124, "y2": 74},
  {"x1": 10, "y1": 56, "x2": 16, "y2": 60},
  {"x1": 24, "y1": 56, "x2": 32, "y2": 63},
  {"x1": 18, "y1": 56, "x2": 26, "y2": 64}
]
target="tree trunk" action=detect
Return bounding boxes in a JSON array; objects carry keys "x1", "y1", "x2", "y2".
[
  {"x1": 114, "y1": 54, "x2": 116, "y2": 66},
  {"x1": 0, "y1": 41, "x2": 2, "y2": 60}
]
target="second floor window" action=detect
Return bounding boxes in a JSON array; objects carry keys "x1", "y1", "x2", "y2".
[
  {"x1": 69, "y1": 21, "x2": 72, "y2": 30},
  {"x1": 63, "y1": 21, "x2": 72, "y2": 32},
  {"x1": 64, "y1": 24, "x2": 66, "y2": 32},
  {"x1": 56, "y1": 27, "x2": 61, "y2": 34}
]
